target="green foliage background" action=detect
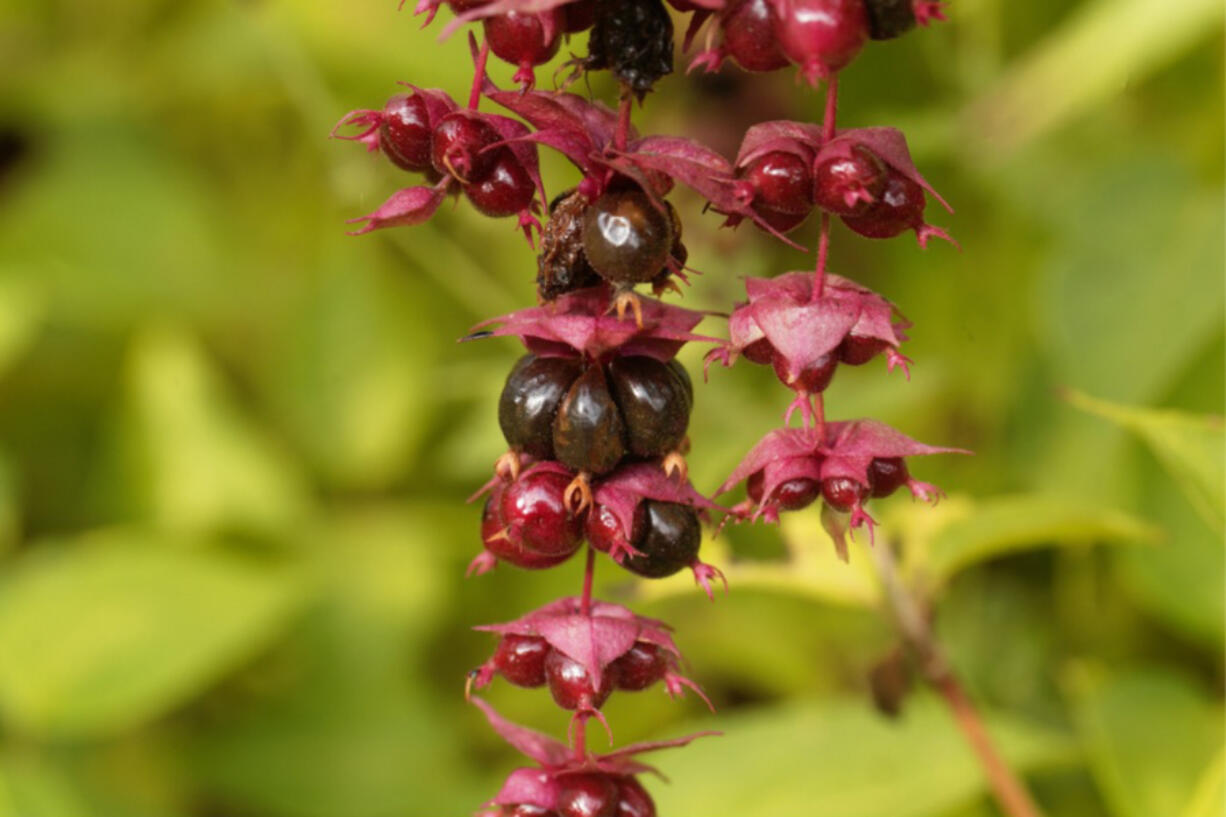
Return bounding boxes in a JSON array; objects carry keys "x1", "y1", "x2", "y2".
[{"x1": 0, "y1": 0, "x2": 1221, "y2": 815}]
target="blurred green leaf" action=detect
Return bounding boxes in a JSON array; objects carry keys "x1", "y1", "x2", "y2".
[
  {"x1": 0, "y1": 532, "x2": 303, "y2": 738},
  {"x1": 0, "y1": 275, "x2": 43, "y2": 382},
  {"x1": 0, "y1": 453, "x2": 19, "y2": 557},
  {"x1": 652, "y1": 695, "x2": 1076, "y2": 817},
  {"x1": 1069, "y1": 667, "x2": 1224, "y2": 817},
  {"x1": 1181, "y1": 747, "x2": 1225, "y2": 817},
  {"x1": 0, "y1": 751, "x2": 91, "y2": 817},
  {"x1": 1067, "y1": 390, "x2": 1224, "y2": 533}
]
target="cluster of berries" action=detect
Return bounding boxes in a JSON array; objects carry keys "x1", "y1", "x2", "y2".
[{"x1": 335, "y1": 0, "x2": 960, "y2": 813}]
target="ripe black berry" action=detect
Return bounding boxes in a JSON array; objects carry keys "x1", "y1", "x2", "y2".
[
  {"x1": 482, "y1": 496, "x2": 575, "y2": 569},
  {"x1": 499, "y1": 354, "x2": 584, "y2": 460},
  {"x1": 538, "y1": 190, "x2": 601, "y2": 301},
  {"x1": 464, "y1": 149, "x2": 536, "y2": 218},
  {"x1": 553, "y1": 364, "x2": 628, "y2": 475},
  {"x1": 614, "y1": 777, "x2": 656, "y2": 817},
  {"x1": 610, "y1": 642, "x2": 667, "y2": 691},
  {"x1": 499, "y1": 470, "x2": 584, "y2": 556},
  {"x1": 379, "y1": 93, "x2": 434, "y2": 173},
  {"x1": 721, "y1": 0, "x2": 789, "y2": 72},
  {"x1": 431, "y1": 112, "x2": 499, "y2": 182},
  {"x1": 493, "y1": 634, "x2": 550, "y2": 687},
  {"x1": 584, "y1": 0, "x2": 674, "y2": 96},
  {"x1": 867, "y1": 456, "x2": 908, "y2": 498},
  {"x1": 863, "y1": 0, "x2": 916, "y2": 39},
  {"x1": 813, "y1": 145, "x2": 886, "y2": 217},
  {"x1": 622, "y1": 501, "x2": 702, "y2": 578},
  {"x1": 838, "y1": 333, "x2": 889, "y2": 365},
  {"x1": 484, "y1": 11, "x2": 561, "y2": 81},
  {"x1": 743, "y1": 151, "x2": 813, "y2": 216},
  {"x1": 821, "y1": 476, "x2": 868, "y2": 512},
  {"x1": 667, "y1": 358, "x2": 693, "y2": 407},
  {"x1": 607, "y1": 355, "x2": 691, "y2": 459},
  {"x1": 545, "y1": 650, "x2": 614, "y2": 711},
  {"x1": 772, "y1": 349, "x2": 837, "y2": 393},
  {"x1": 841, "y1": 169, "x2": 926, "y2": 239},
  {"x1": 581, "y1": 189, "x2": 675, "y2": 286}
]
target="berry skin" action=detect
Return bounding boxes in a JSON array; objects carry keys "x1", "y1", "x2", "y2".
[
  {"x1": 581, "y1": 189, "x2": 675, "y2": 286},
  {"x1": 771, "y1": 0, "x2": 869, "y2": 83},
  {"x1": 606, "y1": 356, "x2": 691, "y2": 459},
  {"x1": 484, "y1": 11, "x2": 561, "y2": 84},
  {"x1": 611, "y1": 642, "x2": 667, "y2": 691},
  {"x1": 721, "y1": 0, "x2": 790, "y2": 72},
  {"x1": 544, "y1": 650, "x2": 614, "y2": 711},
  {"x1": 742, "y1": 337, "x2": 777, "y2": 365},
  {"x1": 838, "y1": 333, "x2": 889, "y2": 365},
  {"x1": 867, "y1": 456, "x2": 909, "y2": 498},
  {"x1": 821, "y1": 476, "x2": 868, "y2": 512},
  {"x1": 813, "y1": 145, "x2": 886, "y2": 217},
  {"x1": 584, "y1": 0, "x2": 674, "y2": 96},
  {"x1": 772, "y1": 349, "x2": 837, "y2": 393},
  {"x1": 863, "y1": 0, "x2": 916, "y2": 39},
  {"x1": 747, "y1": 470, "x2": 821, "y2": 510},
  {"x1": 379, "y1": 93, "x2": 434, "y2": 173},
  {"x1": 562, "y1": 0, "x2": 597, "y2": 32},
  {"x1": 492, "y1": 634, "x2": 550, "y2": 687},
  {"x1": 556, "y1": 774, "x2": 619, "y2": 817},
  {"x1": 482, "y1": 496, "x2": 575, "y2": 569},
  {"x1": 743, "y1": 151, "x2": 813, "y2": 215},
  {"x1": 585, "y1": 502, "x2": 627, "y2": 555},
  {"x1": 430, "y1": 112, "x2": 500, "y2": 183},
  {"x1": 553, "y1": 364, "x2": 629, "y2": 475},
  {"x1": 538, "y1": 190, "x2": 601, "y2": 301},
  {"x1": 499, "y1": 470, "x2": 584, "y2": 556},
  {"x1": 507, "y1": 806, "x2": 558, "y2": 817},
  {"x1": 465, "y1": 149, "x2": 536, "y2": 218},
  {"x1": 499, "y1": 354, "x2": 584, "y2": 460},
  {"x1": 753, "y1": 205, "x2": 809, "y2": 235},
  {"x1": 622, "y1": 501, "x2": 702, "y2": 578},
  {"x1": 840, "y1": 169, "x2": 926, "y2": 239},
  {"x1": 667, "y1": 358, "x2": 694, "y2": 407},
  {"x1": 614, "y1": 777, "x2": 656, "y2": 817}
]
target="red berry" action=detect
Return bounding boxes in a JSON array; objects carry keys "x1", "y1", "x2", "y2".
[
  {"x1": 611, "y1": 642, "x2": 667, "y2": 691},
  {"x1": 747, "y1": 471, "x2": 820, "y2": 510},
  {"x1": 838, "y1": 333, "x2": 889, "y2": 365},
  {"x1": 581, "y1": 188, "x2": 675, "y2": 286},
  {"x1": 585, "y1": 502, "x2": 628, "y2": 554},
  {"x1": 772, "y1": 349, "x2": 837, "y2": 393},
  {"x1": 742, "y1": 151, "x2": 813, "y2": 215},
  {"x1": 821, "y1": 476, "x2": 867, "y2": 511},
  {"x1": 482, "y1": 495, "x2": 575, "y2": 569},
  {"x1": 379, "y1": 93, "x2": 434, "y2": 173},
  {"x1": 752, "y1": 204, "x2": 809, "y2": 234},
  {"x1": 622, "y1": 501, "x2": 701, "y2": 579},
  {"x1": 431, "y1": 112, "x2": 500, "y2": 183},
  {"x1": 493, "y1": 634, "x2": 550, "y2": 687},
  {"x1": 742, "y1": 337, "x2": 777, "y2": 365},
  {"x1": 841, "y1": 170, "x2": 926, "y2": 239},
  {"x1": 447, "y1": 0, "x2": 490, "y2": 11},
  {"x1": 771, "y1": 0, "x2": 869, "y2": 82},
  {"x1": 465, "y1": 149, "x2": 536, "y2": 217},
  {"x1": 562, "y1": 0, "x2": 597, "y2": 32},
  {"x1": 484, "y1": 11, "x2": 561, "y2": 78},
  {"x1": 500, "y1": 470, "x2": 583, "y2": 556},
  {"x1": 508, "y1": 807, "x2": 558, "y2": 817},
  {"x1": 813, "y1": 145, "x2": 886, "y2": 217},
  {"x1": 867, "y1": 456, "x2": 909, "y2": 498},
  {"x1": 544, "y1": 650, "x2": 613, "y2": 711},
  {"x1": 556, "y1": 774, "x2": 619, "y2": 817},
  {"x1": 721, "y1": 0, "x2": 789, "y2": 72},
  {"x1": 614, "y1": 777, "x2": 656, "y2": 817}
]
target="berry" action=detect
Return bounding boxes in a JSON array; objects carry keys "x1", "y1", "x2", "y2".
[
  {"x1": 379, "y1": 93, "x2": 434, "y2": 172},
  {"x1": 614, "y1": 778, "x2": 656, "y2": 817},
  {"x1": 581, "y1": 189, "x2": 675, "y2": 286},
  {"x1": 507, "y1": 807, "x2": 558, "y2": 817},
  {"x1": 482, "y1": 496, "x2": 575, "y2": 569},
  {"x1": 622, "y1": 501, "x2": 702, "y2": 578},
  {"x1": 841, "y1": 169, "x2": 926, "y2": 239},
  {"x1": 499, "y1": 354, "x2": 584, "y2": 460},
  {"x1": 493, "y1": 634, "x2": 550, "y2": 687},
  {"x1": 747, "y1": 470, "x2": 820, "y2": 510},
  {"x1": 743, "y1": 151, "x2": 813, "y2": 215},
  {"x1": 867, "y1": 456, "x2": 908, "y2": 498},
  {"x1": 447, "y1": 0, "x2": 490, "y2": 11},
  {"x1": 585, "y1": 502, "x2": 627, "y2": 555},
  {"x1": 553, "y1": 364, "x2": 628, "y2": 475},
  {"x1": 772, "y1": 349, "x2": 837, "y2": 393},
  {"x1": 753, "y1": 205, "x2": 809, "y2": 235},
  {"x1": 611, "y1": 642, "x2": 667, "y2": 691},
  {"x1": 863, "y1": 0, "x2": 916, "y2": 39},
  {"x1": 584, "y1": 0, "x2": 674, "y2": 96},
  {"x1": 562, "y1": 0, "x2": 597, "y2": 32},
  {"x1": 465, "y1": 149, "x2": 536, "y2": 217},
  {"x1": 606, "y1": 355, "x2": 691, "y2": 459},
  {"x1": 556, "y1": 774, "x2": 619, "y2": 817},
  {"x1": 484, "y1": 11, "x2": 561, "y2": 83},
  {"x1": 500, "y1": 470, "x2": 584, "y2": 556},
  {"x1": 821, "y1": 476, "x2": 868, "y2": 512},
  {"x1": 838, "y1": 333, "x2": 889, "y2": 365},
  {"x1": 771, "y1": 0, "x2": 869, "y2": 82},
  {"x1": 538, "y1": 190, "x2": 601, "y2": 301},
  {"x1": 544, "y1": 650, "x2": 614, "y2": 711},
  {"x1": 813, "y1": 145, "x2": 886, "y2": 217},
  {"x1": 721, "y1": 0, "x2": 790, "y2": 72},
  {"x1": 431, "y1": 112, "x2": 500, "y2": 182},
  {"x1": 742, "y1": 337, "x2": 777, "y2": 365},
  {"x1": 667, "y1": 358, "x2": 694, "y2": 407}
]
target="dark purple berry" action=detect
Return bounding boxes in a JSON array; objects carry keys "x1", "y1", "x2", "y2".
[
  {"x1": 464, "y1": 149, "x2": 536, "y2": 217},
  {"x1": 607, "y1": 356, "x2": 691, "y2": 459},
  {"x1": 379, "y1": 93, "x2": 434, "y2": 173},
  {"x1": 544, "y1": 650, "x2": 614, "y2": 711},
  {"x1": 742, "y1": 338, "x2": 777, "y2": 365},
  {"x1": 584, "y1": 0, "x2": 674, "y2": 97},
  {"x1": 841, "y1": 170, "x2": 926, "y2": 239},
  {"x1": 430, "y1": 112, "x2": 500, "y2": 183},
  {"x1": 581, "y1": 189, "x2": 675, "y2": 286},
  {"x1": 667, "y1": 358, "x2": 694, "y2": 407},
  {"x1": 500, "y1": 470, "x2": 584, "y2": 556},
  {"x1": 499, "y1": 354, "x2": 584, "y2": 460},
  {"x1": 743, "y1": 151, "x2": 813, "y2": 215},
  {"x1": 493, "y1": 634, "x2": 550, "y2": 687},
  {"x1": 752, "y1": 205, "x2": 809, "y2": 235},
  {"x1": 721, "y1": 0, "x2": 789, "y2": 72},
  {"x1": 610, "y1": 642, "x2": 667, "y2": 691},
  {"x1": 622, "y1": 501, "x2": 702, "y2": 579},
  {"x1": 821, "y1": 476, "x2": 868, "y2": 512},
  {"x1": 772, "y1": 349, "x2": 837, "y2": 393},
  {"x1": 614, "y1": 777, "x2": 656, "y2": 817},
  {"x1": 482, "y1": 495, "x2": 575, "y2": 569},
  {"x1": 562, "y1": 0, "x2": 597, "y2": 32},
  {"x1": 867, "y1": 456, "x2": 908, "y2": 498},
  {"x1": 484, "y1": 11, "x2": 562, "y2": 77},
  {"x1": 813, "y1": 145, "x2": 886, "y2": 217},
  {"x1": 538, "y1": 189, "x2": 601, "y2": 301},
  {"x1": 838, "y1": 333, "x2": 889, "y2": 365},
  {"x1": 864, "y1": 0, "x2": 916, "y2": 39},
  {"x1": 553, "y1": 364, "x2": 628, "y2": 475},
  {"x1": 772, "y1": 0, "x2": 869, "y2": 81}
]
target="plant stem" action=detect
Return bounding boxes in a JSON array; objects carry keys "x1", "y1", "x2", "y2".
[
  {"x1": 822, "y1": 75, "x2": 838, "y2": 142},
  {"x1": 870, "y1": 539, "x2": 1045, "y2": 817},
  {"x1": 814, "y1": 212, "x2": 831, "y2": 297},
  {"x1": 615, "y1": 85, "x2": 633, "y2": 152},
  {"x1": 580, "y1": 544, "x2": 596, "y2": 617},
  {"x1": 468, "y1": 38, "x2": 490, "y2": 111}
]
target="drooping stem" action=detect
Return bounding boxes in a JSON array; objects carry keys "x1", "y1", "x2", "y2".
[
  {"x1": 813, "y1": 212, "x2": 831, "y2": 298},
  {"x1": 580, "y1": 544, "x2": 596, "y2": 617},
  {"x1": 821, "y1": 74, "x2": 839, "y2": 142},
  {"x1": 614, "y1": 85, "x2": 633, "y2": 152},
  {"x1": 813, "y1": 392, "x2": 826, "y2": 441},
  {"x1": 468, "y1": 38, "x2": 490, "y2": 110},
  {"x1": 870, "y1": 539, "x2": 1045, "y2": 817}
]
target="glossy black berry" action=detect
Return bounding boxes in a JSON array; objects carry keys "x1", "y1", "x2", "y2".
[
  {"x1": 622, "y1": 501, "x2": 702, "y2": 578},
  {"x1": 667, "y1": 358, "x2": 694, "y2": 407},
  {"x1": 585, "y1": 0, "x2": 674, "y2": 97},
  {"x1": 607, "y1": 356, "x2": 691, "y2": 459},
  {"x1": 430, "y1": 112, "x2": 500, "y2": 182},
  {"x1": 544, "y1": 650, "x2": 614, "y2": 711},
  {"x1": 500, "y1": 470, "x2": 584, "y2": 556},
  {"x1": 867, "y1": 456, "x2": 908, "y2": 498},
  {"x1": 482, "y1": 495, "x2": 575, "y2": 569},
  {"x1": 614, "y1": 777, "x2": 656, "y2": 817},
  {"x1": 581, "y1": 189, "x2": 674, "y2": 286},
  {"x1": 772, "y1": 350, "x2": 837, "y2": 393},
  {"x1": 499, "y1": 354, "x2": 584, "y2": 460},
  {"x1": 464, "y1": 149, "x2": 536, "y2": 217},
  {"x1": 611, "y1": 642, "x2": 667, "y2": 691},
  {"x1": 813, "y1": 145, "x2": 886, "y2": 217},
  {"x1": 553, "y1": 364, "x2": 628, "y2": 475},
  {"x1": 538, "y1": 190, "x2": 601, "y2": 301},
  {"x1": 721, "y1": 0, "x2": 789, "y2": 72},
  {"x1": 379, "y1": 93, "x2": 434, "y2": 173},
  {"x1": 864, "y1": 0, "x2": 916, "y2": 39},
  {"x1": 556, "y1": 773, "x2": 619, "y2": 817},
  {"x1": 841, "y1": 170, "x2": 926, "y2": 239},
  {"x1": 838, "y1": 333, "x2": 889, "y2": 365},
  {"x1": 743, "y1": 151, "x2": 813, "y2": 215},
  {"x1": 821, "y1": 476, "x2": 868, "y2": 512},
  {"x1": 493, "y1": 634, "x2": 550, "y2": 687}
]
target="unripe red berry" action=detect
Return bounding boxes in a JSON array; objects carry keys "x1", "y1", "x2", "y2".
[
  {"x1": 585, "y1": 502, "x2": 627, "y2": 554},
  {"x1": 721, "y1": 0, "x2": 789, "y2": 72},
  {"x1": 431, "y1": 112, "x2": 500, "y2": 182},
  {"x1": 581, "y1": 189, "x2": 675, "y2": 286},
  {"x1": 771, "y1": 0, "x2": 869, "y2": 82},
  {"x1": 507, "y1": 806, "x2": 558, "y2": 817},
  {"x1": 544, "y1": 650, "x2": 614, "y2": 711},
  {"x1": 742, "y1": 337, "x2": 778, "y2": 365},
  {"x1": 465, "y1": 149, "x2": 536, "y2": 217},
  {"x1": 484, "y1": 11, "x2": 562, "y2": 79},
  {"x1": 772, "y1": 349, "x2": 837, "y2": 393},
  {"x1": 556, "y1": 773, "x2": 619, "y2": 817},
  {"x1": 493, "y1": 634, "x2": 551, "y2": 687},
  {"x1": 748, "y1": 470, "x2": 821, "y2": 510},
  {"x1": 867, "y1": 456, "x2": 909, "y2": 498},
  {"x1": 841, "y1": 169, "x2": 926, "y2": 239},
  {"x1": 753, "y1": 205, "x2": 809, "y2": 235},
  {"x1": 482, "y1": 496, "x2": 575, "y2": 569},
  {"x1": 499, "y1": 470, "x2": 584, "y2": 556},
  {"x1": 742, "y1": 151, "x2": 814, "y2": 215},
  {"x1": 813, "y1": 145, "x2": 886, "y2": 217},
  {"x1": 611, "y1": 642, "x2": 667, "y2": 691},
  {"x1": 821, "y1": 476, "x2": 868, "y2": 512},
  {"x1": 379, "y1": 93, "x2": 434, "y2": 173},
  {"x1": 838, "y1": 333, "x2": 890, "y2": 365},
  {"x1": 614, "y1": 777, "x2": 656, "y2": 817}
]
